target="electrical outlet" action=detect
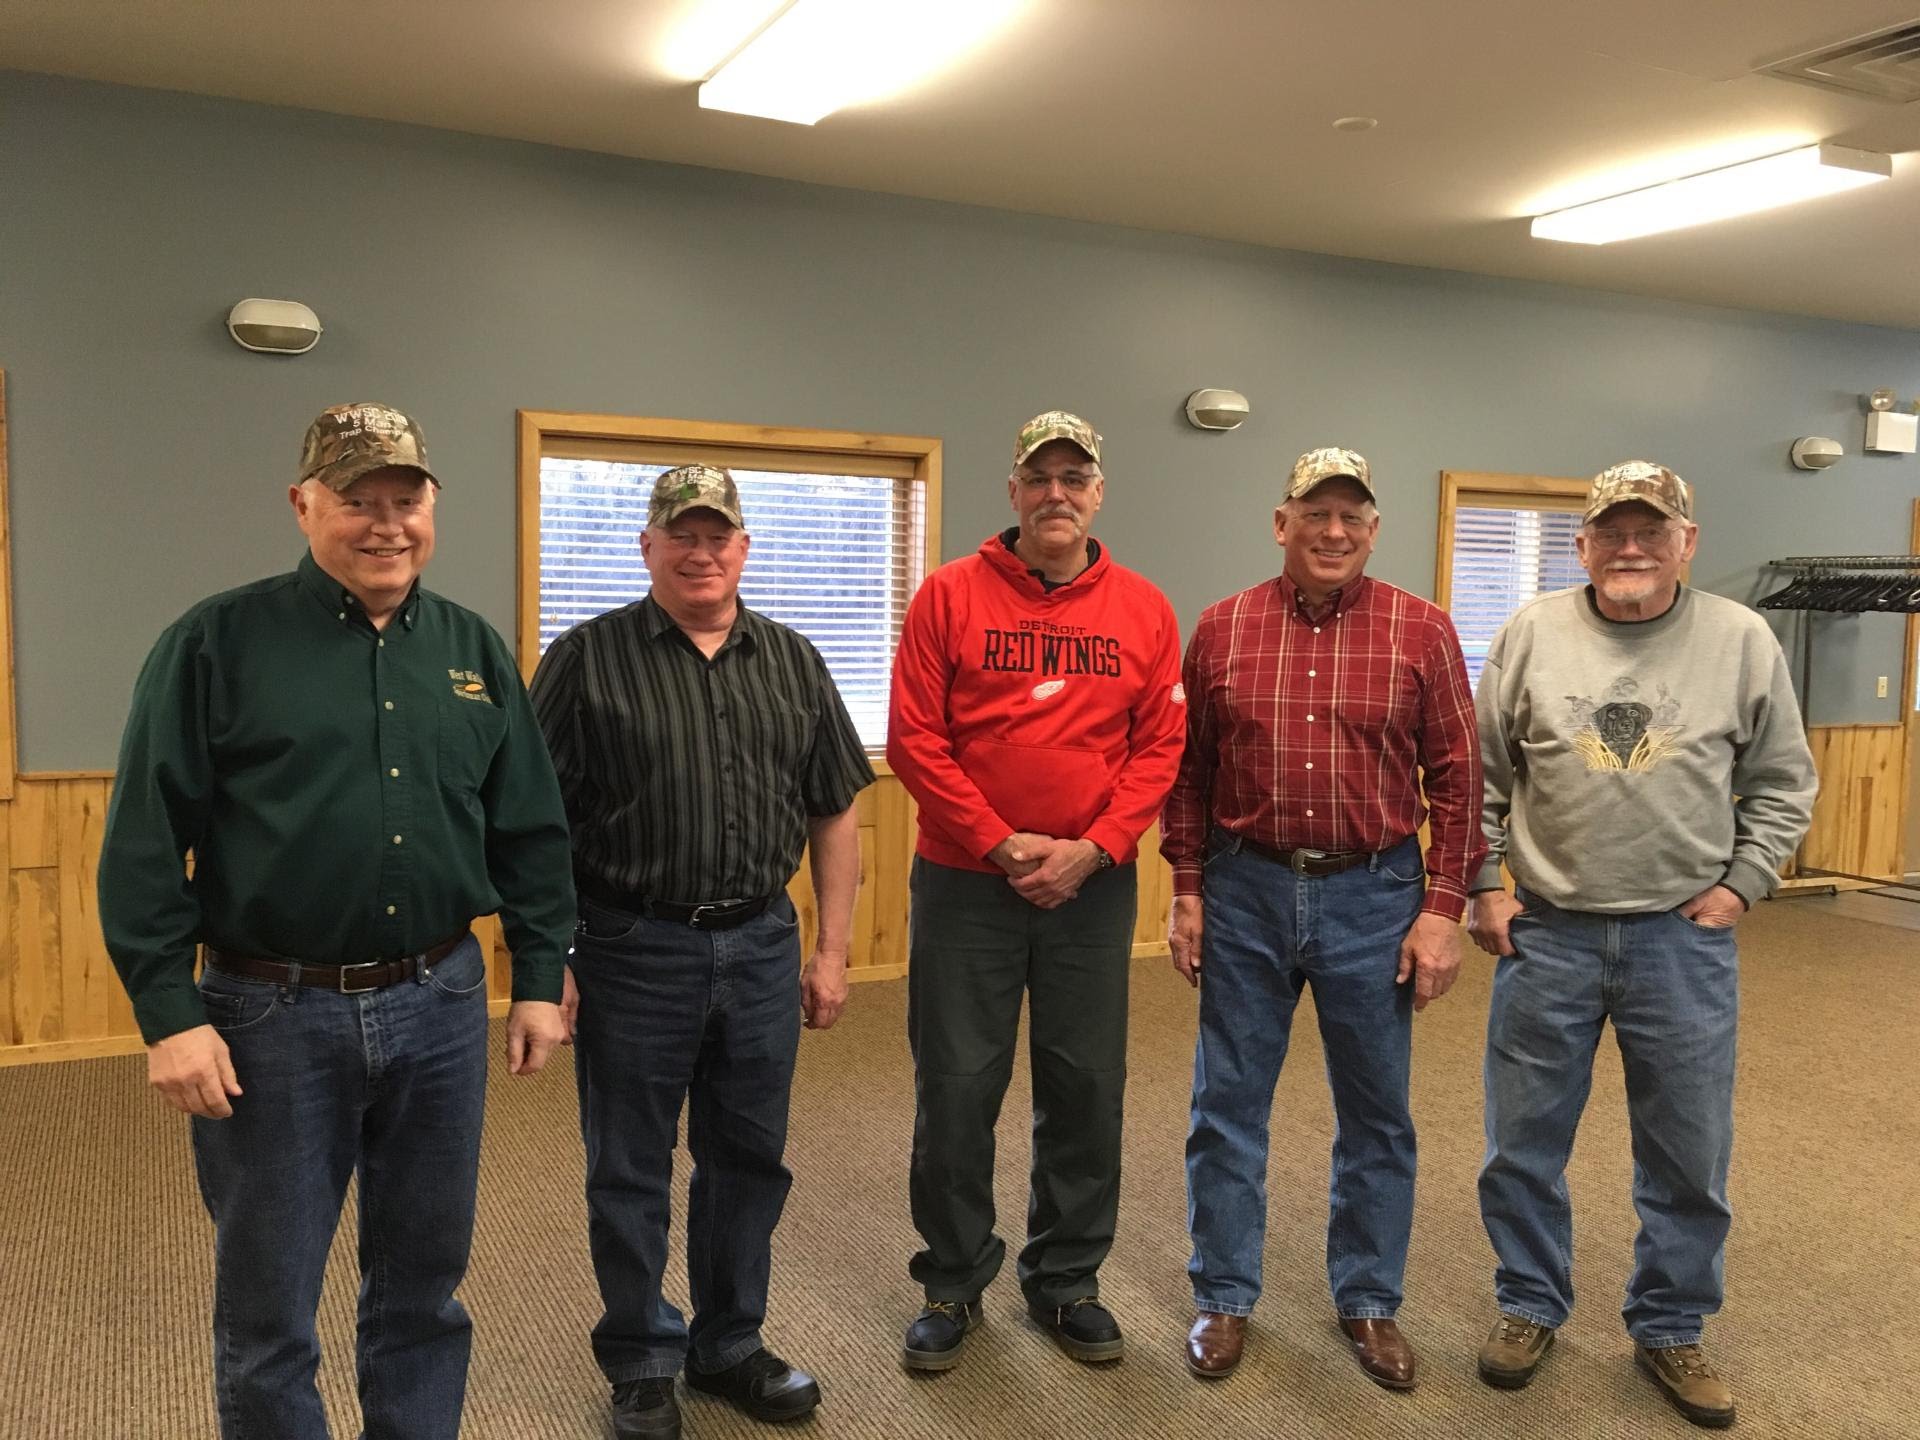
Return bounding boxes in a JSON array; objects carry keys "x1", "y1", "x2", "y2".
[{"x1": 1878, "y1": 676, "x2": 1890, "y2": 698}]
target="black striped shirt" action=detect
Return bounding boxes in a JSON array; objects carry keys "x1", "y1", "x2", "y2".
[{"x1": 529, "y1": 595, "x2": 875, "y2": 903}]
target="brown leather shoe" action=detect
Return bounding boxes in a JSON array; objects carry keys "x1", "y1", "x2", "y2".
[
  {"x1": 1186, "y1": 1312, "x2": 1246, "y2": 1379},
  {"x1": 1338, "y1": 1317, "x2": 1417, "y2": 1390}
]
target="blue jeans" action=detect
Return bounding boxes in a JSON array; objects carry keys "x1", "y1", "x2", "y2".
[
  {"x1": 1478, "y1": 889, "x2": 1738, "y2": 1346},
  {"x1": 569, "y1": 895, "x2": 803, "y2": 1383},
  {"x1": 190, "y1": 933, "x2": 491, "y2": 1440},
  {"x1": 1186, "y1": 831, "x2": 1426, "y2": 1319}
]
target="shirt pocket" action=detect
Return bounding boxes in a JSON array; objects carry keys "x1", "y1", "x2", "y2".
[
  {"x1": 438, "y1": 698, "x2": 508, "y2": 798},
  {"x1": 741, "y1": 693, "x2": 812, "y2": 774},
  {"x1": 1337, "y1": 665, "x2": 1417, "y2": 737}
]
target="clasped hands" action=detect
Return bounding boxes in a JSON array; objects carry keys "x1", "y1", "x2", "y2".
[{"x1": 987, "y1": 831, "x2": 1102, "y2": 910}]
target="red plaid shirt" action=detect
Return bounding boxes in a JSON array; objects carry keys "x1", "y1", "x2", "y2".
[{"x1": 1162, "y1": 573, "x2": 1484, "y2": 919}]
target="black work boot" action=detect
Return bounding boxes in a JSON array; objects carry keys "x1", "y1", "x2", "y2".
[{"x1": 902, "y1": 1298, "x2": 983, "y2": 1372}]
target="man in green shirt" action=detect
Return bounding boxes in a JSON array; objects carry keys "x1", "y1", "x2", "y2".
[{"x1": 98, "y1": 402, "x2": 575, "y2": 1440}]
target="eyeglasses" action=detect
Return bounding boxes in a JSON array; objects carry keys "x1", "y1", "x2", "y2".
[
  {"x1": 1587, "y1": 523, "x2": 1680, "y2": 551},
  {"x1": 1016, "y1": 469, "x2": 1098, "y2": 493}
]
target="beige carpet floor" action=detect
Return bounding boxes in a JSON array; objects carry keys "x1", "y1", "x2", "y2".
[{"x1": 1, "y1": 896, "x2": 1915, "y2": 1439}]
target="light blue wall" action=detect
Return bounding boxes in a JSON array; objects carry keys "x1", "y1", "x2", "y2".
[{"x1": 3, "y1": 70, "x2": 1917, "y2": 767}]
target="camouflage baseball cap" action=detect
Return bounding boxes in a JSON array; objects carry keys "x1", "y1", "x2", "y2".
[
  {"x1": 1583, "y1": 460, "x2": 1693, "y2": 524},
  {"x1": 1014, "y1": 410, "x2": 1102, "y2": 466},
  {"x1": 298, "y1": 403, "x2": 436, "y2": 492},
  {"x1": 1286, "y1": 446, "x2": 1374, "y2": 502},
  {"x1": 648, "y1": 464, "x2": 744, "y2": 529}
]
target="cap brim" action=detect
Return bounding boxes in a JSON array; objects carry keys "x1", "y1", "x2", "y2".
[
  {"x1": 1015, "y1": 434, "x2": 1098, "y2": 466},
  {"x1": 309, "y1": 458, "x2": 438, "y2": 492},
  {"x1": 650, "y1": 499, "x2": 744, "y2": 529},
  {"x1": 1291, "y1": 473, "x2": 1375, "y2": 502},
  {"x1": 1583, "y1": 496, "x2": 1684, "y2": 524}
]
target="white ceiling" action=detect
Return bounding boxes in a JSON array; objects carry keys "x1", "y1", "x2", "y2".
[{"x1": 9, "y1": 0, "x2": 1920, "y2": 327}]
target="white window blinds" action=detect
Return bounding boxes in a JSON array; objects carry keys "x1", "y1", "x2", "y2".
[
  {"x1": 538, "y1": 457, "x2": 926, "y2": 749},
  {"x1": 1448, "y1": 504, "x2": 1586, "y2": 690}
]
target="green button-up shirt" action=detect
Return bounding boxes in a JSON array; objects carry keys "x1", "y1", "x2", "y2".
[{"x1": 99, "y1": 552, "x2": 576, "y2": 1043}]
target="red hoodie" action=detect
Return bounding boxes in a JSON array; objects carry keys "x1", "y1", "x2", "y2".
[{"x1": 886, "y1": 532, "x2": 1186, "y2": 873}]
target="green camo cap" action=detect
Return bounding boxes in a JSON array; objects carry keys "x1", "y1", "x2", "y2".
[
  {"x1": 298, "y1": 403, "x2": 436, "y2": 492},
  {"x1": 1014, "y1": 410, "x2": 1101, "y2": 466},
  {"x1": 648, "y1": 464, "x2": 744, "y2": 529},
  {"x1": 1286, "y1": 446, "x2": 1374, "y2": 502},
  {"x1": 1584, "y1": 460, "x2": 1693, "y2": 524}
]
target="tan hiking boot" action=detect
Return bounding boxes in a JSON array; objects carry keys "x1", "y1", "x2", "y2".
[
  {"x1": 1477, "y1": 1313, "x2": 1555, "y2": 1389},
  {"x1": 1636, "y1": 1343, "x2": 1736, "y2": 1428}
]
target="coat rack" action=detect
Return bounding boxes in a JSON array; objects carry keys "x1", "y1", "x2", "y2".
[{"x1": 1760, "y1": 554, "x2": 1920, "y2": 895}]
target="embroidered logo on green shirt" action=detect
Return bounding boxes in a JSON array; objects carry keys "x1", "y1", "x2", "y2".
[{"x1": 448, "y1": 668, "x2": 493, "y2": 704}]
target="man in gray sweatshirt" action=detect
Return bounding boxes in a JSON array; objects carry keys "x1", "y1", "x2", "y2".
[{"x1": 1466, "y1": 461, "x2": 1815, "y2": 1430}]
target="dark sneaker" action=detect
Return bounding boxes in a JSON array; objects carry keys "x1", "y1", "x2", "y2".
[
  {"x1": 1478, "y1": 1313, "x2": 1556, "y2": 1389},
  {"x1": 1636, "y1": 1343, "x2": 1736, "y2": 1428},
  {"x1": 1031, "y1": 1296, "x2": 1125, "y2": 1363},
  {"x1": 611, "y1": 1377, "x2": 680, "y2": 1440},
  {"x1": 684, "y1": 1347, "x2": 821, "y2": 1422},
  {"x1": 903, "y1": 1298, "x2": 982, "y2": 1372}
]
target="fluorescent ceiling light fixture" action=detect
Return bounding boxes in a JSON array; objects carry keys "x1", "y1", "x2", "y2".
[
  {"x1": 1530, "y1": 144, "x2": 1891, "y2": 245},
  {"x1": 698, "y1": 0, "x2": 1025, "y2": 125}
]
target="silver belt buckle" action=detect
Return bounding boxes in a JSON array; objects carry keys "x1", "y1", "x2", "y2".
[
  {"x1": 338, "y1": 960, "x2": 388, "y2": 993},
  {"x1": 1291, "y1": 848, "x2": 1328, "y2": 876},
  {"x1": 687, "y1": 903, "x2": 721, "y2": 930}
]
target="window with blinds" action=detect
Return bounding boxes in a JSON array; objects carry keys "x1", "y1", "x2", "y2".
[
  {"x1": 1447, "y1": 501, "x2": 1586, "y2": 690},
  {"x1": 538, "y1": 455, "x2": 927, "y2": 749}
]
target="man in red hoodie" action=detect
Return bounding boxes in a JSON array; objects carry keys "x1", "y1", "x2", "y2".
[{"x1": 886, "y1": 410, "x2": 1186, "y2": 1372}]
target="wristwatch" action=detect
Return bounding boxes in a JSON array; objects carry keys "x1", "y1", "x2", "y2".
[{"x1": 1090, "y1": 843, "x2": 1115, "y2": 870}]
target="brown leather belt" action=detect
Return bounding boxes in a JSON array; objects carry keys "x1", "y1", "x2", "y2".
[
  {"x1": 1239, "y1": 839, "x2": 1378, "y2": 878},
  {"x1": 203, "y1": 928, "x2": 473, "y2": 994}
]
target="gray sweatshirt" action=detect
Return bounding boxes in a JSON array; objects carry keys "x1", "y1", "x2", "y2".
[{"x1": 1474, "y1": 585, "x2": 1816, "y2": 912}]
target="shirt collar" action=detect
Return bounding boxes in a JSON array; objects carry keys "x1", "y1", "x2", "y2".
[
  {"x1": 997, "y1": 527, "x2": 1102, "y2": 591},
  {"x1": 297, "y1": 550, "x2": 421, "y2": 631},
  {"x1": 1276, "y1": 570, "x2": 1369, "y2": 621},
  {"x1": 639, "y1": 592, "x2": 756, "y2": 653}
]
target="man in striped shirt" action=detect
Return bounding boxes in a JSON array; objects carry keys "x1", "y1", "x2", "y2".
[
  {"x1": 1162, "y1": 446, "x2": 1483, "y2": 1392},
  {"x1": 530, "y1": 464, "x2": 874, "y2": 1440}
]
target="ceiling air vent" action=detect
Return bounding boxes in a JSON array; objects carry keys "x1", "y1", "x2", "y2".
[{"x1": 1762, "y1": 20, "x2": 1920, "y2": 102}]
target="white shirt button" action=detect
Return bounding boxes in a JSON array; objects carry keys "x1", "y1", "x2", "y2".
[
  {"x1": 1305, "y1": 808, "x2": 1315, "y2": 817},
  {"x1": 1308, "y1": 669, "x2": 1317, "y2": 677},
  {"x1": 392, "y1": 835, "x2": 403, "y2": 845},
  {"x1": 377, "y1": 639, "x2": 385, "y2": 648},
  {"x1": 337, "y1": 612, "x2": 346, "y2": 621},
  {"x1": 386, "y1": 905, "x2": 397, "y2": 916},
  {"x1": 384, "y1": 701, "x2": 395, "y2": 711},
  {"x1": 1313, "y1": 626, "x2": 1321, "y2": 634},
  {"x1": 1306, "y1": 714, "x2": 1316, "y2": 722},
  {"x1": 389, "y1": 768, "x2": 400, "y2": 778},
  {"x1": 1305, "y1": 762, "x2": 1314, "y2": 770}
]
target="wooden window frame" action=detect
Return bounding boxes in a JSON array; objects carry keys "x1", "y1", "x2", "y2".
[
  {"x1": 514, "y1": 410, "x2": 942, "y2": 768},
  {"x1": 1433, "y1": 470, "x2": 1589, "y2": 611}
]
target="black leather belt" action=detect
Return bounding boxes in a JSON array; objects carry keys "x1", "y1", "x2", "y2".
[
  {"x1": 1240, "y1": 839, "x2": 1380, "y2": 877},
  {"x1": 203, "y1": 928, "x2": 473, "y2": 994},
  {"x1": 579, "y1": 881, "x2": 775, "y2": 931}
]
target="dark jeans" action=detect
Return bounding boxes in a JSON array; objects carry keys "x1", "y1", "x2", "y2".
[
  {"x1": 570, "y1": 894, "x2": 803, "y2": 1383},
  {"x1": 1479, "y1": 889, "x2": 1739, "y2": 1346},
  {"x1": 1186, "y1": 832, "x2": 1426, "y2": 1319},
  {"x1": 906, "y1": 856, "x2": 1138, "y2": 1310},
  {"x1": 190, "y1": 933, "x2": 491, "y2": 1440}
]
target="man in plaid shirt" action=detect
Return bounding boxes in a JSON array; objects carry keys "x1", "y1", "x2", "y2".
[{"x1": 1162, "y1": 446, "x2": 1483, "y2": 1392}]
